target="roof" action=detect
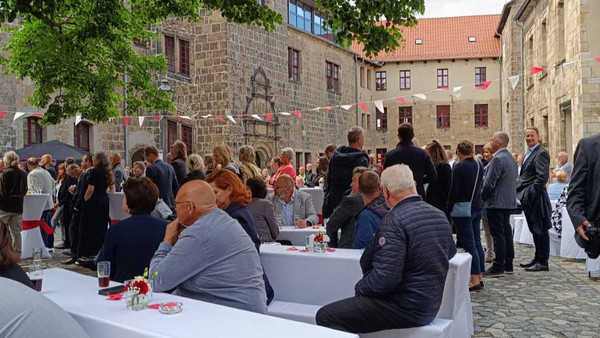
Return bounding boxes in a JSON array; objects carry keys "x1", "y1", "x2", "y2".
[
  {"x1": 352, "y1": 15, "x2": 501, "y2": 62},
  {"x1": 496, "y1": 0, "x2": 516, "y2": 35}
]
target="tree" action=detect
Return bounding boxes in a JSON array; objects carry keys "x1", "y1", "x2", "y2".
[{"x1": 0, "y1": 0, "x2": 423, "y2": 125}]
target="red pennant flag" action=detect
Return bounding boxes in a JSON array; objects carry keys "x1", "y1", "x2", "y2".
[
  {"x1": 476, "y1": 81, "x2": 492, "y2": 90},
  {"x1": 32, "y1": 113, "x2": 43, "y2": 117},
  {"x1": 293, "y1": 110, "x2": 302, "y2": 118},
  {"x1": 266, "y1": 113, "x2": 273, "y2": 123},
  {"x1": 215, "y1": 116, "x2": 226, "y2": 123},
  {"x1": 123, "y1": 116, "x2": 130, "y2": 126},
  {"x1": 396, "y1": 97, "x2": 407, "y2": 105},
  {"x1": 175, "y1": 115, "x2": 181, "y2": 120},
  {"x1": 326, "y1": 106, "x2": 333, "y2": 111},
  {"x1": 153, "y1": 115, "x2": 161, "y2": 121},
  {"x1": 0, "y1": 111, "x2": 6, "y2": 119},
  {"x1": 358, "y1": 102, "x2": 368, "y2": 112},
  {"x1": 192, "y1": 113, "x2": 199, "y2": 118},
  {"x1": 531, "y1": 66, "x2": 546, "y2": 75},
  {"x1": 596, "y1": 57, "x2": 600, "y2": 62},
  {"x1": 437, "y1": 87, "x2": 449, "y2": 91}
]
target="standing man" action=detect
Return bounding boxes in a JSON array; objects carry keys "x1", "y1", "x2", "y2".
[
  {"x1": 517, "y1": 127, "x2": 551, "y2": 272},
  {"x1": 567, "y1": 134, "x2": 600, "y2": 247},
  {"x1": 323, "y1": 127, "x2": 369, "y2": 218},
  {"x1": 110, "y1": 153, "x2": 128, "y2": 192},
  {"x1": 0, "y1": 151, "x2": 28, "y2": 254},
  {"x1": 145, "y1": 146, "x2": 178, "y2": 213},
  {"x1": 481, "y1": 132, "x2": 518, "y2": 276},
  {"x1": 63, "y1": 154, "x2": 92, "y2": 264},
  {"x1": 271, "y1": 148, "x2": 296, "y2": 187},
  {"x1": 516, "y1": 154, "x2": 524, "y2": 176},
  {"x1": 446, "y1": 150, "x2": 456, "y2": 169},
  {"x1": 551, "y1": 151, "x2": 572, "y2": 182},
  {"x1": 27, "y1": 157, "x2": 55, "y2": 249},
  {"x1": 40, "y1": 154, "x2": 57, "y2": 180},
  {"x1": 383, "y1": 123, "x2": 437, "y2": 198}
]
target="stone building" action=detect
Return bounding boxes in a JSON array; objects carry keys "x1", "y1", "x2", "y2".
[{"x1": 498, "y1": 0, "x2": 600, "y2": 163}]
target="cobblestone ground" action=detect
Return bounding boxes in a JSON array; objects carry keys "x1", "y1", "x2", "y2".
[{"x1": 23, "y1": 228, "x2": 600, "y2": 337}]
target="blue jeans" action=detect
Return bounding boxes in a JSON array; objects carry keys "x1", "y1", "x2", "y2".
[{"x1": 453, "y1": 208, "x2": 484, "y2": 275}]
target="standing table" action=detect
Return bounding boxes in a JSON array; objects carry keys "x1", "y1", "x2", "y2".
[{"x1": 21, "y1": 194, "x2": 52, "y2": 259}]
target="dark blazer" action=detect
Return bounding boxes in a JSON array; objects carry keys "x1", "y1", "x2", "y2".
[
  {"x1": 324, "y1": 146, "x2": 369, "y2": 217},
  {"x1": 517, "y1": 144, "x2": 550, "y2": 201},
  {"x1": 72, "y1": 169, "x2": 91, "y2": 211},
  {"x1": 112, "y1": 163, "x2": 127, "y2": 192},
  {"x1": 96, "y1": 214, "x2": 168, "y2": 283},
  {"x1": 170, "y1": 158, "x2": 187, "y2": 187},
  {"x1": 326, "y1": 193, "x2": 364, "y2": 248},
  {"x1": 481, "y1": 148, "x2": 518, "y2": 209},
  {"x1": 448, "y1": 158, "x2": 484, "y2": 212},
  {"x1": 0, "y1": 166, "x2": 28, "y2": 213},
  {"x1": 45, "y1": 166, "x2": 57, "y2": 180},
  {"x1": 383, "y1": 141, "x2": 438, "y2": 198},
  {"x1": 247, "y1": 198, "x2": 279, "y2": 243},
  {"x1": 568, "y1": 134, "x2": 600, "y2": 227},
  {"x1": 145, "y1": 160, "x2": 179, "y2": 212},
  {"x1": 182, "y1": 170, "x2": 206, "y2": 185},
  {"x1": 58, "y1": 174, "x2": 75, "y2": 207},
  {"x1": 426, "y1": 163, "x2": 451, "y2": 212},
  {"x1": 0, "y1": 263, "x2": 34, "y2": 289}
]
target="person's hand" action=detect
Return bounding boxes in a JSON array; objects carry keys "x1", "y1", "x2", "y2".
[
  {"x1": 68, "y1": 185, "x2": 76, "y2": 194},
  {"x1": 296, "y1": 219, "x2": 308, "y2": 229},
  {"x1": 576, "y1": 221, "x2": 591, "y2": 241},
  {"x1": 164, "y1": 218, "x2": 185, "y2": 245}
]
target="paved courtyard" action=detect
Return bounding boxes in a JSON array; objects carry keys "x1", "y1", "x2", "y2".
[{"x1": 26, "y1": 232, "x2": 600, "y2": 338}]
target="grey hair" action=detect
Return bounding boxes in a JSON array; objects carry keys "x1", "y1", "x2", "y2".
[
  {"x1": 558, "y1": 151, "x2": 567, "y2": 159},
  {"x1": 187, "y1": 154, "x2": 205, "y2": 171},
  {"x1": 281, "y1": 147, "x2": 294, "y2": 161},
  {"x1": 3, "y1": 151, "x2": 19, "y2": 167},
  {"x1": 381, "y1": 164, "x2": 414, "y2": 193},
  {"x1": 492, "y1": 131, "x2": 510, "y2": 147},
  {"x1": 348, "y1": 126, "x2": 364, "y2": 144}
]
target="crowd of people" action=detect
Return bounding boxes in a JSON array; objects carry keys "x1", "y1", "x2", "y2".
[{"x1": 1, "y1": 122, "x2": 599, "y2": 335}]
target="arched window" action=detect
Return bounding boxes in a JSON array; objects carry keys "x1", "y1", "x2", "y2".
[
  {"x1": 75, "y1": 122, "x2": 91, "y2": 151},
  {"x1": 25, "y1": 117, "x2": 43, "y2": 146}
]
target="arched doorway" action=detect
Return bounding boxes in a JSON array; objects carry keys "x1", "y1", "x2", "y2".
[
  {"x1": 255, "y1": 148, "x2": 269, "y2": 169},
  {"x1": 130, "y1": 147, "x2": 146, "y2": 165}
]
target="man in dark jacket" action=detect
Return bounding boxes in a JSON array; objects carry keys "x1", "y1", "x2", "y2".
[
  {"x1": 145, "y1": 146, "x2": 179, "y2": 213},
  {"x1": 316, "y1": 164, "x2": 456, "y2": 333},
  {"x1": 353, "y1": 171, "x2": 389, "y2": 249},
  {"x1": 517, "y1": 127, "x2": 551, "y2": 272},
  {"x1": 110, "y1": 153, "x2": 128, "y2": 192},
  {"x1": 0, "y1": 151, "x2": 28, "y2": 254},
  {"x1": 326, "y1": 167, "x2": 369, "y2": 248},
  {"x1": 56, "y1": 161, "x2": 76, "y2": 250},
  {"x1": 383, "y1": 123, "x2": 437, "y2": 198},
  {"x1": 63, "y1": 154, "x2": 92, "y2": 264},
  {"x1": 169, "y1": 140, "x2": 188, "y2": 187},
  {"x1": 323, "y1": 127, "x2": 369, "y2": 218}
]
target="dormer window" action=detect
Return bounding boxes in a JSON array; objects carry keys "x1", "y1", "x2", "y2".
[
  {"x1": 468, "y1": 36, "x2": 476, "y2": 43},
  {"x1": 415, "y1": 39, "x2": 423, "y2": 45}
]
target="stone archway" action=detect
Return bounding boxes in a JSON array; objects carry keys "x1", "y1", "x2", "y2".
[
  {"x1": 130, "y1": 147, "x2": 146, "y2": 165},
  {"x1": 254, "y1": 147, "x2": 270, "y2": 169}
]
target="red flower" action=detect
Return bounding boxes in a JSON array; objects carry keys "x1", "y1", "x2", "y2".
[
  {"x1": 133, "y1": 280, "x2": 149, "y2": 295},
  {"x1": 314, "y1": 234, "x2": 323, "y2": 243},
  {"x1": 122, "y1": 282, "x2": 130, "y2": 293}
]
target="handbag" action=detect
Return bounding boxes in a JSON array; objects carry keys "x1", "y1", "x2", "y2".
[{"x1": 451, "y1": 161, "x2": 480, "y2": 218}]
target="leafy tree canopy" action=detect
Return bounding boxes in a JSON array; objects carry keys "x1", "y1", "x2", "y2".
[{"x1": 0, "y1": 0, "x2": 423, "y2": 125}]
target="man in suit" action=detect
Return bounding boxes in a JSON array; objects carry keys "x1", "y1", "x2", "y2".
[
  {"x1": 517, "y1": 127, "x2": 551, "y2": 272},
  {"x1": 267, "y1": 175, "x2": 319, "y2": 228},
  {"x1": 567, "y1": 134, "x2": 600, "y2": 243},
  {"x1": 110, "y1": 153, "x2": 128, "y2": 192},
  {"x1": 62, "y1": 154, "x2": 92, "y2": 264},
  {"x1": 144, "y1": 146, "x2": 179, "y2": 213},
  {"x1": 481, "y1": 132, "x2": 518, "y2": 276},
  {"x1": 383, "y1": 123, "x2": 437, "y2": 198}
]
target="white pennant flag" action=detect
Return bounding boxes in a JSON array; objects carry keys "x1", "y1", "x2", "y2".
[
  {"x1": 374, "y1": 100, "x2": 384, "y2": 113},
  {"x1": 75, "y1": 114, "x2": 82, "y2": 126},
  {"x1": 251, "y1": 114, "x2": 262, "y2": 121},
  {"x1": 201, "y1": 114, "x2": 212, "y2": 119},
  {"x1": 310, "y1": 107, "x2": 320, "y2": 111},
  {"x1": 509, "y1": 75, "x2": 520, "y2": 90},
  {"x1": 562, "y1": 61, "x2": 575, "y2": 68},
  {"x1": 226, "y1": 115, "x2": 236, "y2": 123},
  {"x1": 138, "y1": 116, "x2": 145, "y2": 127},
  {"x1": 13, "y1": 112, "x2": 25, "y2": 121},
  {"x1": 453, "y1": 86, "x2": 463, "y2": 99},
  {"x1": 341, "y1": 105, "x2": 352, "y2": 110},
  {"x1": 413, "y1": 93, "x2": 427, "y2": 101},
  {"x1": 279, "y1": 112, "x2": 291, "y2": 116},
  {"x1": 180, "y1": 116, "x2": 192, "y2": 120}
]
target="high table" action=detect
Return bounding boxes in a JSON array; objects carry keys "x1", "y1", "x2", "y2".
[
  {"x1": 299, "y1": 187, "x2": 324, "y2": 215},
  {"x1": 21, "y1": 194, "x2": 52, "y2": 259},
  {"x1": 277, "y1": 226, "x2": 325, "y2": 246},
  {"x1": 42, "y1": 268, "x2": 358, "y2": 338},
  {"x1": 108, "y1": 192, "x2": 130, "y2": 223}
]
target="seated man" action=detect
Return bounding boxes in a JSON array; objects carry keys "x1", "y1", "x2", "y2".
[
  {"x1": 96, "y1": 177, "x2": 168, "y2": 283},
  {"x1": 353, "y1": 171, "x2": 389, "y2": 249},
  {"x1": 149, "y1": 180, "x2": 267, "y2": 314},
  {"x1": 326, "y1": 167, "x2": 369, "y2": 248},
  {"x1": 316, "y1": 164, "x2": 456, "y2": 333},
  {"x1": 267, "y1": 175, "x2": 319, "y2": 228}
]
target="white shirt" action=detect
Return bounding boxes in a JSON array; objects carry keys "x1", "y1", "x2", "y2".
[{"x1": 27, "y1": 167, "x2": 55, "y2": 210}]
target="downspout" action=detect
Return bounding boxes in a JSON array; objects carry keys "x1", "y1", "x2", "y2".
[
  {"x1": 514, "y1": 19, "x2": 526, "y2": 154},
  {"x1": 354, "y1": 55, "x2": 360, "y2": 125},
  {"x1": 498, "y1": 33, "x2": 504, "y2": 131}
]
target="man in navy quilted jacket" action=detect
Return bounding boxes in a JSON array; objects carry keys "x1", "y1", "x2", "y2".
[{"x1": 316, "y1": 164, "x2": 456, "y2": 333}]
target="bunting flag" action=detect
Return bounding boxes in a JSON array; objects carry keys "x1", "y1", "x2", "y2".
[
  {"x1": 13, "y1": 112, "x2": 24, "y2": 121},
  {"x1": 436, "y1": 87, "x2": 449, "y2": 91},
  {"x1": 476, "y1": 81, "x2": 492, "y2": 90},
  {"x1": 293, "y1": 110, "x2": 302, "y2": 118},
  {"x1": 374, "y1": 100, "x2": 384, "y2": 113},
  {"x1": 531, "y1": 66, "x2": 546, "y2": 75},
  {"x1": 596, "y1": 57, "x2": 600, "y2": 62},
  {"x1": 138, "y1": 116, "x2": 145, "y2": 127},
  {"x1": 32, "y1": 113, "x2": 43, "y2": 117},
  {"x1": 562, "y1": 62, "x2": 575, "y2": 68},
  {"x1": 266, "y1": 113, "x2": 273, "y2": 123},
  {"x1": 326, "y1": 106, "x2": 334, "y2": 111},
  {"x1": 508, "y1": 75, "x2": 520, "y2": 90},
  {"x1": 174, "y1": 115, "x2": 181, "y2": 120},
  {"x1": 453, "y1": 86, "x2": 463, "y2": 99},
  {"x1": 123, "y1": 116, "x2": 130, "y2": 126},
  {"x1": 413, "y1": 93, "x2": 427, "y2": 101},
  {"x1": 226, "y1": 115, "x2": 236, "y2": 123},
  {"x1": 395, "y1": 97, "x2": 407, "y2": 105},
  {"x1": 75, "y1": 114, "x2": 82, "y2": 126},
  {"x1": 154, "y1": 115, "x2": 161, "y2": 121},
  {"x1": 279, "y1": 112, "x2": 291, "y2": 116},
  {"x1": 310, "y1": 107, "x2": 320, "y2": 111},
  {"x1": 192, "y1": 113, "x2": 199, "y2": 118},
  {"x1": 251, "y1": 114, "x2": 262, "y2": 121},
  {"x1": 202, "y1": 114, "x2": 212, "y2": 119},
  {"x1": 0, "y1": 111, "x2": 6, "y2": 119},
  {"x1": 180, "y1": 116, "x2": 191, "y2": 120},
  {"x1": 341, "y1": 105, "x2": 352, "y2": 110},
  {"x1": 358, "y1": 102, "x2": 368, "y2": 112},
  {"x1": 215, "y1": 116, "x2": 225, "y2": 122}
]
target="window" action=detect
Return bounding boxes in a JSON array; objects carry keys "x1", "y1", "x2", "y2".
[
  {"x1": 25, "y1": 117, "x2": 43, "y2": 146},
  {"x1": 376, "y1": 107, "x2": 387, "y2": 132},
  {"x1": 313, "y1": 12, "x2": 333, "y2": 40},
  {"x1": 326, "y1": 61, "x2": 339, "y2": 92},
  {"x1": 179, "y1": 39, "x2": 190, "y2": 76},
  {"x1": 376, "y1": 148, "x2": 387, "y2": 165},
  {"x1": 182, "y1": 125, "x2": 193, "y2": 153},
  {"x1": 400, "y1": 70, "x2": 411, "y2": 90},
  {"x1": 436, "y1": 105, "x2": 450, "y2": 129},
  {"x1": 165, "y1": 35, "x2": 175, "y2": 73},
  {"x1": 75, "y1": 122, "x2": 90, "y2": 151},
  {"x1": 375, "y1": 71, "x2": 387, "y2": 91},
  {"x1": 288, "y1": 48, "x2": 300, "y2": 81},
  {"x1": 475, "y1": 145, "x2": 484, "y2": 155},
  {"x1": 399, "y1": 107, "x2": 413, "y2": 124},
  {"x1": 474, "y1": 104, "x2": 488, "y2": 128},
  {"x1": 367, "y1": 69, "x2": 372, "y2": 90},
  {"x1": 367, "y1": 114, "x2": 371, "y2": 130},
  {"x1": 360, "y1": 67, "x2": 365, "y2": 88},
  {"x1": 289, "y1": 1, "x2": 334, "y2": 41},
  {"x1": 167, "y1": 120, "x2": 178, "y2": 148},
  {"x1": 541, "y1": 20, "x2": 547, "y2": 68},
  {"x1": 475, "y1": 67, "x2": 486, "y2": 86},
  {"x1": 361, "y1": 113, "x2": 366, "y2": 128},
  {"x1": 415, "y1": 39, "x2": 423, "y2": 45},
  {"x1": 468, "y1": 36, "x2": 476, "y2": 43},
  {"x1": 437, "y1": 69, "x2": 448, "y2": 88}
]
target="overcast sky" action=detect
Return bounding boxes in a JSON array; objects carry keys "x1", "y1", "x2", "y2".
[{"x1": 421, "y1": 0, "x2": 510, "y2": 18}]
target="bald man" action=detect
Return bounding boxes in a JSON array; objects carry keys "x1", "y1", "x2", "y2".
[
  {"x1": 149, "y1": 181, "x2": 267, "y2": 314},
  {"x1": 40, "y1": 154, "x2": 57, "y2": 180}
]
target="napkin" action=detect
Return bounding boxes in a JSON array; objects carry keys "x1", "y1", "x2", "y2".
[
  {"x1": 148, "y1": 304, "x2": 160, "y2": 310},
  {"x1": 312, "y1": 225, "x2": 320, "y2": 229},
  {"x1": 286, "y1": 247, "x2": 298, "y2": 251},
  {"x1": 106, "y1": 293, "x2": 123, "y2": 301},
  {"x1": 299, "y1": 249, "x2": 310, "y2": 253},
  {"x1": 326, "y1": 248, "x2": 336, "y2": 252}
]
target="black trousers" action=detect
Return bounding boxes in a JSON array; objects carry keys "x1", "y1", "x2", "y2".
[
  {"x1": 524, "y1": 212, "x2": 550, "y2": 265},
  {"x1": 61, "y1": 204, "x2": 72, "y2": 248},
  {"x1": 69, "y1": 208, "x2": 81, "y2": 258},
  {"x1": 486, "y1": 208, "x2": 514, "y2": 271},
  {"x1": 316, "y1": 295, "x2": 416, "y2": 334}
]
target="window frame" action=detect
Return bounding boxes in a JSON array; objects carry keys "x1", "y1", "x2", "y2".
[
  {"x1": 375, "y1": 71, "x2": 387, "y2": 91},
  {"x1": 474, "y1": 104, "x2": 489, "y2": 128},
  {"x1": 437, "y1": 68, "x2": 448, "y2": 88},
  {"x1": 326, "y1": 61, "x2": 339, "y2": 92},
  {"x1": 399, "y1": 70, "x2": 411, "y2": 90},
  {"x1": 399, "y1": 106, "x2": 413, "y2": 125},
  {"x1": 376, "y1": 107, "x2": 388, "y2": 132},
  {"x1": 436, "y1": 105, "x2": 451, "y2": 129},
  {"x1": 181, "y1": 124, "x2": 193, "y2": 153},
  {"x1": 164, "y1": 35, "x2": 175, "y2": 73},
  {"x1": 25, "y1": 117, "x2": 43, "y2": 146},
  {"x1": 167, "y1": 120, "x2": 178, "y2": 149},
  {"x1": 179, "y1": 39, "x2": 190, "y2": 77},
  {"x1": 376, "y1": 148, "x2": 387, "y2": 165},
  {"x1": 475, "y1": 67, "x2": 486, "y2": 86},
  {"x1": 288, "y1": 48, "x2": 300, "y2": 81},
  {"x1": 74, "y1": 122, "x2": 91, "y2": 151}
]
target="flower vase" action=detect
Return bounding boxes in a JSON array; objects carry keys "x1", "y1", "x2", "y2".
[
  {"x1": 125, "y1": 280, "x2": 152, "y2": 311},
  {"x1": 313, "y1": 242, "x2": 324, "y2": 253}
]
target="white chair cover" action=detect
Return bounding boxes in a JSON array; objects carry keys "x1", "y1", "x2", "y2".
[
  {"x1": 108, "y1": 192, "x2": 130, "y2": 222},
  {"x1": 299, "y1": 187, "x2": 324, "y2": 215},
  {"x1": 560, "y1": 207, "x2": 587, "y2": 259},
  {"x1": 21, "y1": 194, "x2": 51, "y2": 259}
]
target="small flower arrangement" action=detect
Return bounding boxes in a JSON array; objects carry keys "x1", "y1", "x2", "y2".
[
  {"x1": 313, "y1": 231, "x2": 330, "y2": 253},
  {"x1": 123, "y1": 268, "x2": 157, "y2": 311}
]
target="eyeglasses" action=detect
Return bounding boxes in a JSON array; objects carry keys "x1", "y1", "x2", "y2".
[{"x1": 174, "y1": 200, "x2": 193, "y2": 209}]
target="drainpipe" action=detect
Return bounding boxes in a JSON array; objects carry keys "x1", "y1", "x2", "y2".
[
  {"x1": 514, "y1": 19, "x2": 526, "y2": 154},
  {"x1": 354, "y1": 55, "x2": 360, "y2": 125},
  {"x1": 498, "y1": 33, "x2": 504, "y2": 132}
]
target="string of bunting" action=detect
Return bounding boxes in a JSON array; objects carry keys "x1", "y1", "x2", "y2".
[{"x1": 2, "y1": 56, "x2": 599, "y2": 125}]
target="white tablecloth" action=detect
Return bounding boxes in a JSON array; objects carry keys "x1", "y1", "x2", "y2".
[
  {"x1": 438, "y1": 253, "x2": 473, "y2": 338},
  {"x1": 299, "y1": 188, "x2": 324, "y2": 215},
  {"x1": 108, "y1": 192, "x2": 130, "y2": 222},
  {"x1": 42, "y1": 268, "x2": 358, "y2": 338},
  {"x1": 559, "y1": 207, "x2": 586, "y2": 259},
  {"x1": 21, "y1": 194, "x2": 51, "y2": 259},
  {"x1": 277, "y1": 226, "x2": 325, "y2": 246}
]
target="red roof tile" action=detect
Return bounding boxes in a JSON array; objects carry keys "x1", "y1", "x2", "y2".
[{"x1": 352, "y1": 15, "x2": 501, "y2": 62}]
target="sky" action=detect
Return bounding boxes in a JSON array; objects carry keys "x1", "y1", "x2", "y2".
[{"x1": 421, "y1": 0, "x2": 510, "y2": 18}]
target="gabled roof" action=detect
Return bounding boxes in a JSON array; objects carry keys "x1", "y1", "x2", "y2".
[{"x1": 352, "y1": 15, "x2": 501, "y2": 62}]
